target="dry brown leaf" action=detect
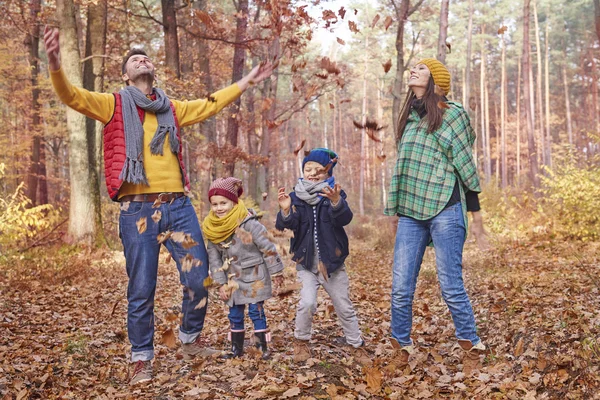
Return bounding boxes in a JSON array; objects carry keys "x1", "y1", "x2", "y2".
[
  {"x1": 120, "y1": 201, "x2": 130, "y2": 211},
  {"x1": 261, "y1": 98, "x2": 274, "y2": 112},
  {"x1": 382, "y1": 59, "x2": 392, "y2": 73},
  {"x1": 151, "y1": 210, "x2": 162, "y2": 224},
  {"x1": 203, "y1": 276, "x2": 214, "y2": 287},
  {"x1": 315, "y1": 72, "x2": 329, "y2": 79},
  {"x1": 322, "y1": 9, "x2": 337, "y2": 21},
  {"x1": 326, "y1": 383, "x2": 338, "y2": 397},
  {"x1": 338, "y1": 6, "x2": 346, "y2": 19},
  {"x1": 262, "y1": 192, "x2": 268, "y2": 201},
  {"x1": 348, "y1": 21, "x2": 360, "y2": 33},
  {"x1": 281, "y1": 387, "x2": 301, "y2": 398},
  {"x1": 370, "y1": 14, "x2": 380, "y2": 28},
  {"x1": 446, "y1": 42, "x2": 452, "y2": 53},
  {"x1": 498, "y1": 25, "x2": 508, "y2": 35},
  {"x1": 318, "y1": 261, "x2": 329, "y2": 282},
  {"x1": 329, "y1": 103, "x2": 335, "y2": 109},
  {"x1": 364, "y1": 366, "x2": 382, "y2": 391},
  {"x1": 157, "y1": 230, "x2": 172, "y2": 244},
  {"x1": 384, "y1": 16, "x2": 393, "y2": 31},
  {"x1": 171, "y1": 231, "x2": 186, "y2": 243},
  {"x1": 181, "y1": 254, "x2": 194, "y2": 273},
  {"x1": 438, "y1": 101, "x2": 450, "y2": 109},
  {"x1": 152, "y1": 198, "x2": 161, "y2": 208},
  {"x1": 515, "y1": 337, "x2": 524, "y2": 356},
  {"x1": 136, "y1": 217, "x2": 147, "y2": 234},
  {"x1": 160, "y1": 328, "x2": 177, "y2": 348},
  {"x1": 340, "y1": 98, "x2": 351, "y2": 104},
  {"x1": 336, "y1": 37, "x2": 345, "y2": 45},
  {"x1": 377, "y1": 154, "x2": 386, "y2": 162},
  {"x1": 194, "y1": 296, "x2": 207, "y2": 310},
  {"x1": 165, "y1": 312, "x2": 179, "y2": 323}
]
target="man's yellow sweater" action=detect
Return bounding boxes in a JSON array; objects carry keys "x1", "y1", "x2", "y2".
[{"x1": 50, "y1": 68, "x2": 242, "y2": 198}]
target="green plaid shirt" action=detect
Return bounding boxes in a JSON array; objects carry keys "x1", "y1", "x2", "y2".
[{"x1": 385, "y1": 102, "x2": 481, "y2": 225}]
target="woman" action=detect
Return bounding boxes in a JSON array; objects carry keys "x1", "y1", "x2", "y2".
[{"x1": 385, "y1": 58, "x2": 486, "y2": 370}]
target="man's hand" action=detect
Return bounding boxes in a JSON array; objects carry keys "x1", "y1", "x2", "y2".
[
  {"x1": 43, "y1": 26, "x2": 61, "y2": 71},
  {"x1": 219, "y1": 285, "x2": 230, "y2": 301},
  {"x1": 277, "y1": 187, "x2": 291, "y2": 214},
  {"x1": 321, "y1": 183, "x2": 342, "y2": 207},
  {"x1": 237, "y1": 60, "x2": 276, "y2": 91}
]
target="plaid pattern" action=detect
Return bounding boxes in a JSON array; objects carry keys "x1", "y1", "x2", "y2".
[{"x1": 385, "y1": 102, "x2": 481, "y2": 223}]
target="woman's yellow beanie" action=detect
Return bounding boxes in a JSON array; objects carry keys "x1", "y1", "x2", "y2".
[{"x1": 417, "y1": 58, "x2": 451, "y2": 95}]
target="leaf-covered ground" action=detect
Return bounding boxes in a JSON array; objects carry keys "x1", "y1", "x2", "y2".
[{"x1": 1, "y1": 230, "x2": 599, "y2": 399}]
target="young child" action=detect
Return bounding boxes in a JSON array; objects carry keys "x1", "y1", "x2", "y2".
[
  {"x1": 202, "y1": 177, "x2": 284, "y2": 359},
  {"x1": 276, "y1": 148, "x2": 365, "y2": 361}
]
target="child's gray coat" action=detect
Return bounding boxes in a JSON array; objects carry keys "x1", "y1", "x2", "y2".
[{"x1": 207, "y1": 210, "x2": 284, "y2": 306}]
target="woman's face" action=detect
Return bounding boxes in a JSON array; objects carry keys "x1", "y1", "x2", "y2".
[
  {"x1": 408, "y1": 63, "x2": 431, "y2": 96},
  {"x1": 303, "y1": 161, "x2": 328, "y2": 183},
  {"x1": 210, "y1": 195, "x2": 235, "y2": 218}
]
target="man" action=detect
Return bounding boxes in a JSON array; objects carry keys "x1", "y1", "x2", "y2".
[{"x1": 43, "y1": 26, "x2": 274, "y2": 385}]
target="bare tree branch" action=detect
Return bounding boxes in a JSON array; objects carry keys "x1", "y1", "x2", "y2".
[{"x1": 408, "y1": 0, "x2": 426, "y2": 17}]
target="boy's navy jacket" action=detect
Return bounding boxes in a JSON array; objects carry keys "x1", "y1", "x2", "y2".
[{"x1": 275, "y1": 190, "x2": 352, "y2": 276}]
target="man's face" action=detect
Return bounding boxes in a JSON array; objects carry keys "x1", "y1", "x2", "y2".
[{"x1": 122, "y1": 54, "x2": 155, "y2": 85}]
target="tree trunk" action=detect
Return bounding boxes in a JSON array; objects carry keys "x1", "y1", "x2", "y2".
[
  {"x1": 26, "y1": 0, "x2": 45, "y2": 205},
  {"x1": 57, "y1": 0, "x2": 96, "y2": 244},
  {"x1": 359, "y1": 35, "x2": 369, "y2": 216},
  {"x1": 465, "y1": 0, "x2": 474, "y2": 113},
  {"x1": 500, "y1": 36, "x2": 507, "y2": 189},
  {"x1": 516, "y1": 56, "x2": 522, "y2": 183},
  {"x1": 223, "y1": 0, "x2": 248, "y2": 176},
  {"x1": 562, "y1": 60, "x2": 573, "y2": 147},
  {"x1": 522, "y1": 0, "x2": 539, "y2": 187},
  {"x1": 83, "y1": 0, "x2": 107, "y2": 244},
  {"x1": 436, "y1": 0, "x2": 449, "y2": 64},
  {"x1": 480, "y1": 26, "x2": 491, "y2": 183},
  {"x1": 246, "y1": 58, "x2": 259, "y2": 200},
  {"x1": 594, "y1": 0, "x2": 600, "y2": 43},
  {"x1": 161, "y1": 0, "x2": 181, "y2": 79},
  {"x1": 392, "y1": 0, "x2": 410, "y2": 137},
  {"x1": 533, "y1": 0, "x2": 545, "y2": 167},
  {"x1": 544, "y1": 5, "x2": 552, "y2": 168}
]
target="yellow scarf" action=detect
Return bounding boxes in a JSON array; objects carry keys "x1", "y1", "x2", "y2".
[{"x1": 202, "y1": 201, "x2": 249, "y2": 244}]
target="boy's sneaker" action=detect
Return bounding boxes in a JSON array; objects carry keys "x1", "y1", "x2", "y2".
[
  {"x1": 129, "y1": 360, "x2": 152, "y2": 385},
  {"x1": 182, "y1": 335, "x2": 222, "y2": 360},
  {"x1": 293, "y1": 339, "x2": 311, "y2": 363}
]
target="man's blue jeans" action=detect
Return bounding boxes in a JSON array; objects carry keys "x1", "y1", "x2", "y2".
[
  {"x1": 228, "y1": 302, "x2": 267, "y2": 331},
  {"x1": 119, "y1": 196, "x2": 209, "y2": 362},
  {"x1": 391, "y1": 203, "x2": 481, "y2": 347}
]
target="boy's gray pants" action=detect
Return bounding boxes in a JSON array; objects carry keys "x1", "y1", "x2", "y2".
[{"x1": 294, "y1": 266, "x2": 363, "y2": 347}]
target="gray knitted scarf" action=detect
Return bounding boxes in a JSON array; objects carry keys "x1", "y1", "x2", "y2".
[
  {"x1": 294, "y1": 177, "x2": 335, "y2": 205},
  {"x1": 118, "y1": 85, "x2": 179, "y2": 185}
]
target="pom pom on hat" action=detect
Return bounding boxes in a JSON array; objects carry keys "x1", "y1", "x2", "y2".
[
  {"x1": 208, "y1": 177, "x2": 243, "y2": 203},
  {"x1": 302, "y1": 148, "x2": 339, "y2": 176},
  {"x1": 417, "y1": 58, "x2": 451, "y2": 95}
]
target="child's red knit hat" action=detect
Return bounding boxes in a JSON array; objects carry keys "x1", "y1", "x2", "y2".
[{"x1": 208, "y1": 177, "x2": 243, "y2": 203}]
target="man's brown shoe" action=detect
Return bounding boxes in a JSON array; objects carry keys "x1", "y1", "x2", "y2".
[
  {"x1": 182, "y1": 335, "x2": 223, "y2": 360},
  {"x1": 129, "y1": 360, "x2": 152, "y2": 385}
]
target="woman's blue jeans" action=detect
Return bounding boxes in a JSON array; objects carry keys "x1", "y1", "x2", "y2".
[
  {"x1": 119, "y1": 196, "x2": 209, "y2": 362},
  {"x1": 391, "y1": 203, "x2": 480, "y2": 347}
]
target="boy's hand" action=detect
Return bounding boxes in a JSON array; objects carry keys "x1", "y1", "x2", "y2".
[
  {"x1": 277, "y1": 187, "x2": 291, "y2": 213},
  {"x1": 321, "y1": 183, "x2": 342, "y2": 206},
  {"x1": 219, "y1": 285, "x2": 230, "y2": 301}
]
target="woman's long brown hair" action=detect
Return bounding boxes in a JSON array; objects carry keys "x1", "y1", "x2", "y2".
[{"x1": 395, "y1": 77, "x2": 446, "y2": 143}]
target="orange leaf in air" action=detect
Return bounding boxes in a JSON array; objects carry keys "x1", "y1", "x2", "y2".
[
  {"x1": 498, "y1": 25, "x2": 508, "y2": 35},
  {"x1": 160, "y1": 328, "x2": 177, "y2": 348},
  {"x1": 293, "y1": 139, "x2": 306, "y2": 156},
  {"x1": 338, "y1": 6, "x2": 346, "y2": 19},
  {"x1": 382, "y1": 59, "x2": 392, "y2": 73},
  {"x1": 336, "y1": 37, "x2": 345, "y2": 45},
  {"x1": 384, "y1": 16, "x2": 393, "y2": 31},
  {"x1": 370, "y1": 14, "x2": 380, "y2": 28},
  {"x1": 136, "y1": 217, "x2": 147, "y2": 234},
  {"x1": 348, "y1": 21, "x2": 360, "y2": 33},
  {"x1": 329, "y1": 103, "x2": 335, "y2": 109}
]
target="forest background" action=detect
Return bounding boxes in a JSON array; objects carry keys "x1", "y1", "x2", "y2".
[{"x1": 1, "y1": 0, "x2": 600, "y2": 399}]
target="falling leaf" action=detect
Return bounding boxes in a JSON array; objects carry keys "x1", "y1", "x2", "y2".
[
  {"x1": 377, "y1": 154, "x2": 387, "y2": 162},
  {"x1": 266, "y1": 120, "x2": 283, "y2": 129},
  {"x1": 236, "y1": 227, "x2": 253, "y2": 245},
  {"x1": 384, "y1": 16, "x2": 393, "y2": 31},
  {"x1": 382, "y1": 59, "x2": 392, "y2": 73},
  {"x1": 515, "y1": 337, "x2": 524, "y2": 356},
  {"x1": 364, "y1": 366, "x2": 382, "y2": 391},
  {"x1": 348, "y1": 21, "x2": 360, "y2": 33},
  {"x1": 322, "y1": 9, "x2": 337, "y2": 21},
  {"x1": 160, "y1": 328, "x2": 177, "y2": 348},
  {"x1": 370, "y1": 14, "x2": 380, "y2": 28},
  {"x1": 293, "y1": 139, "x2": 306, "y2": 156},
  {"x1": 318, "y1": 261, "x2": 329, "y2": 282},
  {"x1": 446, "y1": 42, "x2": 452, "y2": 53},
  {"x1": 338, "y1": 6, "x2": 346, "y2": 19},
  {"x1": 194, "y1": 296, "x2": 207, "y2": 310},
  {"x1": 157, "y1": 230, "x2": 172, "y2": 244},
  {"x1": 336, "y1": 37, "x2": 345, "y2": 45},
  {"x1": 329, "y1": 103, "x2": 335, "y2": 109},
  {"x1": 181, "y1": 254, "x2": 195, "y2": 272},
  {"x1": 203, "y1": 276, "x2": 214, "y2": 288},
  {"x1": 262, "y1": 192, "x2": 268, "y2": 201},
  {"x1": 340, "y1": 98, "x2": 351, "y2": 104},
  {"x1": 136, "y1": 217, "x2": 147, "y2": 234},
  {"x1": 320, "y1": 57, "x2": 340, "y2": 74},
  {"x1": 498, "y1": 25, "x2": 508, "y2": 35},
  {"x1": 151, "y1": 210, "x2": 162, "y2": 224},
  {"x1": 171, "y1": 231, "x2": 186, "y2": 243},
  {"x1": 354, "y1": 9, "x2": 358, "y2": 15},
  {"x1": 120, "y1": 201, "x2": 130, "y2": 211},
  {"x1": 261, "y1": 98, "x2": 274, "y2": 112},
  {"x1": 438, "y1": 101, "x2": 450, "y2": 109},
  {"x1": 152, "y1": 198, "x2": 162, "y2": 208},
  {"x1": 315, "y1": 72, "x2": 329, "y2": 79},
  {"x1": 354, "y1": 118, "x2": 386, "y2": 142},
  {"x1": 165, "y1": 312, "x2": 179, "y2": 323}
]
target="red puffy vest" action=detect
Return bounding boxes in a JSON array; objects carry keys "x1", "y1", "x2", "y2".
[{"x1": 103, "y1": 93, "x2": 190, "y2": 201}]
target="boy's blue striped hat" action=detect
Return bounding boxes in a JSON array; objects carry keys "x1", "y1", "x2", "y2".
[{"x1": 302, "y1": 148, "x2": 339, "y2": 176}]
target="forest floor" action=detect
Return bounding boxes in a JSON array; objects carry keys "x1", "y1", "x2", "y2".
[{"x1": 1, "y1": 222, "x2": 600, "y2": 399}]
